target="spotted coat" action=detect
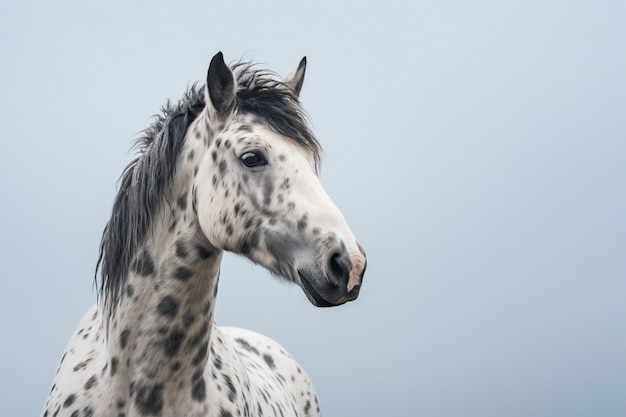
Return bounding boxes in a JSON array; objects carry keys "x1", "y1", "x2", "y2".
[{"x1": 43, "y1": 52, "x2": 366, "y2": 417}]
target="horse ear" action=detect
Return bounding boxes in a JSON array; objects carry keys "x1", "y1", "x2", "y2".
[
  {"x1": 206, "y1": 52, "x2": 236, "y2": 115},
  {"x1": 284, "y1": 56, "x2": 307, "y2": 97}
]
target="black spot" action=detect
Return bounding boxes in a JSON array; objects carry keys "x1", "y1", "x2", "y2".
[
  {"x1": 73, "y1": 359, "x2": 91, "y2": 372},
  {"x1": 134, "y1": 383, "x2": 163, "y2": 415},
  {"x1": 224, "y1": 139, "x2": 231, "y2": 149},
  {"x1": 219, "y1": 160, "x2": 227, "y2": 174},
  {"x1": 175, "y1": 240, "x2": 188, "y2": 259},
  {"x1": 211, "y1": 150, "x2": 218, "y2": 162},
  {"x1": 84, "y1": 407, "x2": 94, "y2": 417},
  {"x1": 71, "y1": 411, "x2": 79, "y2": 417},
  {"x1": 120, "y1": 328, "x2": 130, "y2": 349},
  {"x1": 63, "y1": 394, "x2": 76, "y2": 408},
  {"x1": 263, "y1": 354, "x2": 276, "y2": 369},
  {"x1": 191, "y1": 377, "x2": 206, "y2": 401},
  {"x1": 117, "y1": 399, "x2": 125, "y2": 409},
  {"x1": 193, "y1": 341, "x2": 209, "y2": 365},
  {"x1": 110, "y1": 357, "x2": 118, "y2": 376},
  {"x1": 212, "y1": 354, "x2": 222, "y2": 370},
  {"x1": 132, "y1": 250, "x2": 155, "y2": 276},
  {"x1": 126, "y1": 284, "x2": 135, "y2": 297},
  {"x1": 164, "y1": 328, "x2": 186, "y2": 356},
  {"x1": 226, "y1": 224, "x2": 234, "y2": 235},
  {"x1": 224, "y1": 374, "x2": 237, "y2": 402},
  {"x1": 177, "y1": 192, "x2": 188, "y2": 210},
  {"x1": 259, "y1": 389, "x2": 268, "y2": 403},
  {"x1": 220, "y1": 409, "x2": 233, "y2": 417},
  {"x1": 156, "y1": 295, "x2": 180, "y2": 319},
  {"x1": 235, "y1": 338, "x2": 260, "y2": 355},
  {"x1": 196, "y1": 244, "x2": 212, "y2": 259},
  {"x1": 278, "y1": 154, "x2": 286, "y2": 161},
  {"x1": 85, "y1": 375, "x2": 97, "y2": 390},
  {"x1": 297, "y1": 214, "x2": 308, "y2": 232},
  {"x1": 173, "y1": 266, "x2": 193, "y2": 281},
  {"x1": 191, "y1": 186, "x2": 198, "y2": 215},
  {"x1": 188, "y1": 149, "x2": 195, "y2": 160},
  {"x1": 239, "y1": 227, "x2": 260, "y2": 256},
  {"x1": 280, "y1": 177, "x2": 291, "y2": 190}
]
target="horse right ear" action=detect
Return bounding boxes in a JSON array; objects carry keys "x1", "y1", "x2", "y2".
[
  {"x1": 206, "y1": 52, "x2": 236, "y2": 115},
  {"x1": 284, "y1": 56, "x2": 307, "y2": 97}
]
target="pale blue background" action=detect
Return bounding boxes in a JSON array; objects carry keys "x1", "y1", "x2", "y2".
[{"x1": 1, "y1": 1, "x2": 625, "y2": 416}]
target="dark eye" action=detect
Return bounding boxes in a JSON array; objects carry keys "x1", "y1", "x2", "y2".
[{"x1": 240, "y1": 151, "x2": 268, "y2": 168}]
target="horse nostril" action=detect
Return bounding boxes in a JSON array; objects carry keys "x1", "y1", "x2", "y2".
[{"x1": 328, "y1": 251, "x2": 351, "y2": 286}]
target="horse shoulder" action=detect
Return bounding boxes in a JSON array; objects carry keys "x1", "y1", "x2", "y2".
[
  {"x1": 44, "y1": 305, "x2": 110, "y2": 417},
  {"x1": 219, "y1": 326, "x2": 321, "y2": 417}
]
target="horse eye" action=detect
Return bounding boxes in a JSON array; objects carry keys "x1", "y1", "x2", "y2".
[{"x1": 240, "y1": 151, "x2": 268, "y2": 168}]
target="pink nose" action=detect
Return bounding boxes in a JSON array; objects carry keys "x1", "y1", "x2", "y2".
[{"x1": 326, "y1": 245, "x2": 366, "y2": 293}]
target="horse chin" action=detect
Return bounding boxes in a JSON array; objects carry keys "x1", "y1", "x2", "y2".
[{"x1": 298, "y1": 271, "x2": 360, "y2": 308}]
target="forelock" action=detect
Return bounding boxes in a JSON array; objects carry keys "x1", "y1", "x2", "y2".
[{"x1": 231, "y1": 62, "x2": 323, "y2": 171}]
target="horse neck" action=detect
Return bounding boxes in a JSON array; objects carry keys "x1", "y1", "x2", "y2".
[{"x1": 105, "y1": 116, "x2": 222, "y2": 404}]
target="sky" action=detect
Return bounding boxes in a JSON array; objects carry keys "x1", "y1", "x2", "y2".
[{"x1": 1, "y1": 1, "x2": 625, "y2": 416}]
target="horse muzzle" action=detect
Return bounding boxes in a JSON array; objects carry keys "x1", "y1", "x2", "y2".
[{"x1": 298, "y1": 244, "x2": 366, "y2": 307}]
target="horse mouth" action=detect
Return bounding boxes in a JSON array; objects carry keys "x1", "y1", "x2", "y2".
[{"x1": 298, "y1": 271, "x2": 359, "y2": 307}]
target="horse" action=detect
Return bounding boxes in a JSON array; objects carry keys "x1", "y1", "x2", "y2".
[{"x1": 42, "y1": 52, "x2": 367, "y2": 417}]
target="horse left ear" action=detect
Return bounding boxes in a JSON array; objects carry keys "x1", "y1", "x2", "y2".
[
  {"x1": 284, "y1": 57, "x2": 307, "y2": 97},
  {"x1": 207, "y1": 51, "x2": 237, "y2": 115}
]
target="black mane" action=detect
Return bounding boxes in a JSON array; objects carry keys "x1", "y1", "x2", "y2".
[{"x1": 96, "y1": 63, "x2": 321, "y2": 313}]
